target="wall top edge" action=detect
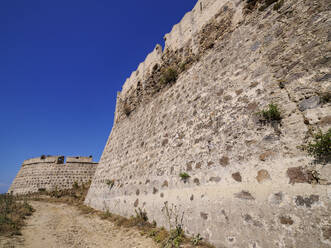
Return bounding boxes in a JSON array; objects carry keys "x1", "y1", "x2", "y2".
[{"x1": 22, "y1": 155, "x2": 97, "y2": 165}]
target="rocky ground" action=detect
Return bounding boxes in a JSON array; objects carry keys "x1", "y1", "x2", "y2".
[{"x1": 0, "y1": 201, "x2": 158, "y2": 248}]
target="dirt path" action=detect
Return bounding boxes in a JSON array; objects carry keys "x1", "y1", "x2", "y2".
[{"x1": 1, "y1": 201, "x2": 158, "y2": 248}]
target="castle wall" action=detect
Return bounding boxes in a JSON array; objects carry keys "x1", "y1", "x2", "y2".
[
  {"x1": 163, "y1": 0, "x2": 229, "y2": 52},
  {"x1": 120, "y1": 0, "x2": 237, "y2": 102},
  {"x1": 86, "y1": 0, "x2": 331, "y2": 247},
  {"x1": 66, "y1": 156, "x2": 93, "y2": 163},
  {"x1": 23, "y1": 156, "x2": 62, "y2": 165},
  {"x1": 121, "y1": 44, "x2": 163, "y2": 97},
  {"x1": 9, "y1": 156, "x2": 98, "y2": 195}
]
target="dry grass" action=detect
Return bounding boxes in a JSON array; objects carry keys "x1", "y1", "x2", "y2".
[{"x1": 0, "y1": 194, "x2": 34, "y2": 237}]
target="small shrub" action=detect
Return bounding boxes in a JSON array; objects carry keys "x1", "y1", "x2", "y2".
[
  {"x1": 191, "y1": 234, "x2": 203, "y2": 246},
  {"x1": 106, "y1": 179, "x2": 115, "y2": 189},
  {"x1": 73, "y1": 181, "x2": 79, "y2": 189},
  {"x1": 123, "y1": 102, "x2": 132, "y2": 116},
  {"x1": 273, "y1": 0, "x2": 284, "y2": 10},
  {"x1": 178, "y1": 57, "x2": 195, "y2": 73},
  {"x1": 150, "y1": 228, "x2": 168, "y2": 244},
  {"x1": 179, "y1": 172, "x2": 190, "y2": 181},
  {"x1": 258, "y1": 103, "x2": 282, "y2": 122},
  {"x1": 258, "y1": 0, "x2": 278, "y2": 11},
  {"x1": 161, "y1": 202, "x2": 186, "y2": 248},
  {"x1": 245, "y1": 0, "x2": 259, "y2": 12},
  {"x1": 321, "y1": 92, "x2": 331, "y2": 104},
  {"x1": 0, "y1": 194, "x2": 34, "y2": 236},
  {"x1": 49, "y1": 188, "x2": 62, "y2": 198},
  {"x1": 161, "y1": 224, "x2": 184, "y2": 248},
  {"x1": 246, "y1": 0, "x2": 282, "y2": 12},
  {"x1": 161, "y1": 67, "x2": 178, "y2": 84},
  {"x1": 172, "y1": 225, "x2": 184, "y2": 245},
  {"x1": 33, "y1": 181, "x2": 91, "y2": 204},
  {"x1": 135, "y1": 208, "x2": 148, "y2": 222},
  {"x1": 179, "y1": 63, "x2": 186, "y2": 72},
  {"x1": 100, "y1": 210, "x2": 112, "y2": 220},
  {"x1": 307, "y1": 129, "x2": 331, "y2": 161}
]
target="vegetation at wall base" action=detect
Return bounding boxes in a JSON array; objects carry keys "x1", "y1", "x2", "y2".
[
  {"x1": 0, "y1": 194, "x2": 34, "y2": 237},
  {"x1": 28, "y1": 182, "x2": 214, "y2": 247}
]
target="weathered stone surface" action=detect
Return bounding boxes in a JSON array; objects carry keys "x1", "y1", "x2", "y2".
[
  {"x1": 162, "y1": 180, "x2": 168, "y2": 188},
  {"x1": 299, "y1": 96, "x2": 321, "y2": 111},
  {"x1": 259, "y1": 151, "x2": 274, "y2": 161},
  {"x1": 134, "y1": 199, "x2": 139, "y2": 207},
  {"x1": 279, "y1": 216, "x2": 294, "y2": 225},
  {"x1": 269, "y1": 192, "x2": 283, "y2": 205},
  {"x1": 200, "y1": 212, "x2": 208, "y2": 220},
  {"x1": 232, "y1": 172, "x2": 242, "y2": 182},
  {"x1": 219, "y1": 156, "x2": 229, "y2": 167},
  {"x1": 287, "y1": 167, "x2": 314, "y2": 185},
  {"x1": 235, "y1": 191, "x2": 255, "y2": 200},
  {"x1": 256, "y1": 169, "x2": 271, "y2": 183},
  {"x1": 322, "y1": 226, "x2": 331, "y2": 242},
  {"x1": 209, "y1": 177, "x2": 221, "y2": 183},
  {"x1": 85, "y1": 0, "x2": 331, "y2": 247},
  {"x1": 295, "y1": 195, "x2": 319, "y2": 208},
  {"x1": 8, "y1": 156, "x2": 97, "y2": 195},
  {"x1": 193, "y1": 178, "x2": 200, "y2": 185},
  {"x1": 244, "y1": 214, "x2": 263, "y2": 227},
  {"x1": 320, "y1": 116, "x2": 331, "y2": 126}
]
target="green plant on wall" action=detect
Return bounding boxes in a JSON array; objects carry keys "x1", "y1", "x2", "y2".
[
  {"x1": 257, "y1": 103, "x2": 282, "y2": 122},
  {"x1": 179, "y1": 172, "x2": 190, "y2": 182},
  {"x1": 161, "y1": 67, "x2": 178, "y2": 85},
  {"x1": 273, "y1": 0, "x2": 284, "y2": 10},
  {"x1": 106, "y1": 179, "x2": 115, "y2": 189},
  {"x1": 307, "y1": 128, "x2": 331, "y2": 162},
  {"x1": 123, "y1": 101, "x2": 132, "y2": 116}
]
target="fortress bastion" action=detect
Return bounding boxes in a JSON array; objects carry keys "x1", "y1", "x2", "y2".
[{"x1": 8, "y1": 155, "x2": 98, "y2": 195}]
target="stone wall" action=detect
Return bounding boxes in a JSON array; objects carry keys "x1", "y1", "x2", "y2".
[
  {"x1": 118, "y1": 0, "x2": 242, "y2": 114},
  {"x1": 9, "y1": 156, "x2": 98, "y2": 195},
  {"x1": 163, "y1": 0, "x2": 230, "y2": 52},
  {"x1": 86, "y1": 0, "x2": 331, "y2": 247}
]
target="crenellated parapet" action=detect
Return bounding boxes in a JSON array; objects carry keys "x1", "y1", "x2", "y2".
[
  {"x1": 116, "y1": 0, "x2": 240, "y2": 122},
  {"x1": 163, "y1": 0, "x2": 229, "y2": 52},
  {"x1": 121, "y1": 44, "x2": 163, "y2": 97},
  {"x1": 66, "y1": 156, "x2": 95, "y2": 163},
  {"x1": 22, "y1": 155, "x2": 64, "y2": 165}
]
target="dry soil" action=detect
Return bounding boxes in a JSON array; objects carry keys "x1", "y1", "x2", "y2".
[{"x1": 0, "y1": 201, "x2": 158, "y2": 248}]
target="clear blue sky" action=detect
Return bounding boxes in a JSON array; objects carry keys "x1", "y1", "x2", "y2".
[{"x1": 0, "y1": 0, "x2": 196, "y2": 193}]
